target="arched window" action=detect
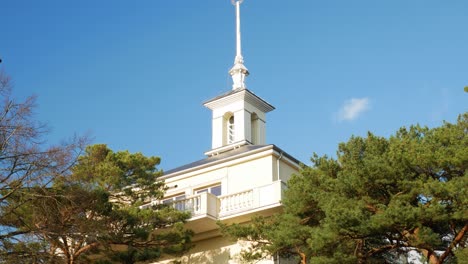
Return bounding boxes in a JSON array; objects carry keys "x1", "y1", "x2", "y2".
[
  {"x1": 251, "y1": 113, "x2": 258, "y2": 144},
  {"x1": 228, "y1": 115, "x2": 235, "y2": 144}
]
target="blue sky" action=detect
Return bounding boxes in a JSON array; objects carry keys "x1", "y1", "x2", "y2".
[{"x1": 1, "y1": 0, "x2": 467, "y2": 170}]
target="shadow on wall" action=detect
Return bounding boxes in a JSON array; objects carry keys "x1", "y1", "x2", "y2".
[{"x1": 171, "y1": 248, "x2": 231, "y2": 264}]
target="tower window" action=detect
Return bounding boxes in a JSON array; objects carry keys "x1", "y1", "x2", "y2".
[
  {"x1": 228, "y1": 115, "x2": 235, "y2": 144},
  {"x1": 251, "y1": 113, "x2": 258, "y2": 144}
]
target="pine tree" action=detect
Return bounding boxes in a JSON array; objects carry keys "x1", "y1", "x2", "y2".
[
  {"x1": 4, "y1": 144, "x2": 193, "y2": 263},
  {"x1": 222, "y1": 113, "x2": 467, "y2": 264}
]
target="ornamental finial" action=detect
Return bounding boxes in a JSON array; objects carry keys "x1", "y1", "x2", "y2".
[{"x1": 229, "y1": 0, "x2": 249, "y2": 90}]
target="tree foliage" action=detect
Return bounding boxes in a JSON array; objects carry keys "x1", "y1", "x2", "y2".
[
  {"x1": 222, "y1": 113, "x2": 467, "y2": 264},
  {"x1": 0, "y1": 71, "x2": 192, "y2": 263},
  {"x1": 0, "y1": 70, "x2": 83, "y2": 260},
  {"x1": 4, "y1": 144, "x2": 193, "y2": 263}
]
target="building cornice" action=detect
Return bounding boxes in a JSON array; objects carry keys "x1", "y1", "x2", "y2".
[
  {"x1": 162, "y1": 144, "x2": 301, "y2": 181},
  {"x1": 204, "y1": 140, "x2": 250, "y2": 157},
  {"x1": 162, "y1": 145, "x2": 274, "y2": 180},
  {"x1": 203, "y1": 89, "x2": 275, "y2": 113}
]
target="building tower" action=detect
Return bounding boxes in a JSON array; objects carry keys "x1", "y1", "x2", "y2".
[
  {"x1": 204, "y1": 0, "x2": 275, "y2": 157},
  {"x1": 156, "y1": 1, "x2": 300, "y2": 263}
]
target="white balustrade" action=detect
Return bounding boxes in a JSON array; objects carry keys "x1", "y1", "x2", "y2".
[
  {"x1": 172, "y1": 195, "x2": 200, "y2": 214},
  {"x1": 219, "y1": 189, "x2": 254, "y2": 215},
  {"x1": 162, "y1": 181, "x2": 286, "y2": 219},
  {"x1": 218, "y1": 181, "x2": 285, "y2": 216},
  {"x1": 169, "y1": 192, "x2": 219, "y2": 217}
]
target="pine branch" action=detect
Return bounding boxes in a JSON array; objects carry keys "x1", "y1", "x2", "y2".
[{"x1": 439, "y1": 223, "x2": 468, "y2": 262}]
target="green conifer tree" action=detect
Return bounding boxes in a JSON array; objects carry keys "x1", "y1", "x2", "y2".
[
  {"x1": 222, "y1": 113, "x2": 467, "y2": 264},
  {"x1": 3, "y1": 144, "x2": 193, "y2": 264}
]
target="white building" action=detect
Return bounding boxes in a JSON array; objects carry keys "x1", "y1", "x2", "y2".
[{"x1": 155, "y1": 1, "x2": 300, "y2": 263}]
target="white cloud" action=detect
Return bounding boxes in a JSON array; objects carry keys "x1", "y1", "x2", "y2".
[{"x1": 337, "y1": 97, "x2": 370, "y2": 122}]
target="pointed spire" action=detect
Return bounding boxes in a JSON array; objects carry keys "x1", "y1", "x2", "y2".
[{"x1": 229, "y1": 0, "x2": 249, "y2": 90}]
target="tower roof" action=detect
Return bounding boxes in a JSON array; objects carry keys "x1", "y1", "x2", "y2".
[{"x1": 203, "y1": 88, "x2": 275, "y2": 113}]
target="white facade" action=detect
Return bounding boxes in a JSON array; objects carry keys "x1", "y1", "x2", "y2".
[
  {"x1": 152, "y1": 88, "x2": 299, "y2": 263},
  {"x1": 151, "y1": 1, "x2": 301, "y2": 263},
  {"x1": 154, "y1": 145, "x2": 299, "y2": 263}
]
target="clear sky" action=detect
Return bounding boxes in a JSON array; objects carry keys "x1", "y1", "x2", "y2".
[{"x1": 1, "y1": 0, "x2": 467, "y2": 171}]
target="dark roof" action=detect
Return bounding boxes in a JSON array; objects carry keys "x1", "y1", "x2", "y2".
[{"x1": 163, "y1": 144, "x2": 300, "y2": 177}]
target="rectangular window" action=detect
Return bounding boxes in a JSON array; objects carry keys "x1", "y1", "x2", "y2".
[
  {"x1": 210, "y1": 185, "x2": 222, "y2": 196},
  {"x1": 162, "y1": 199, "x2": 172, "y2": 205},
  {"x1": 196, "y1": 184, "x2": 222, "y2": 196},
  {"x1": 162, "y1": 194, "x2": 186, "y2": 210}
]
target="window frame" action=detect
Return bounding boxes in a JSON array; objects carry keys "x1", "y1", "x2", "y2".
[{"x1": 195, "y1": 184, "x2": 222, "y2": 197}]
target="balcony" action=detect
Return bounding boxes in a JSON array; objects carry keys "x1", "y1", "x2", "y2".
[{"x1": 168, "y1": 181, "x2": 286, "y2": 234}]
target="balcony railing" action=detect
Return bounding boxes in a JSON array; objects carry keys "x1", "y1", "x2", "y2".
[
  {"x1": 219, "y1": 189, "x2": 253, "y2": 215},
  {"x1": 165, "y1": 181, "x2": 286, "y2": 219},
  {"x1": 171, "y1": 192, "x2": 219, "y2": 218}
]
